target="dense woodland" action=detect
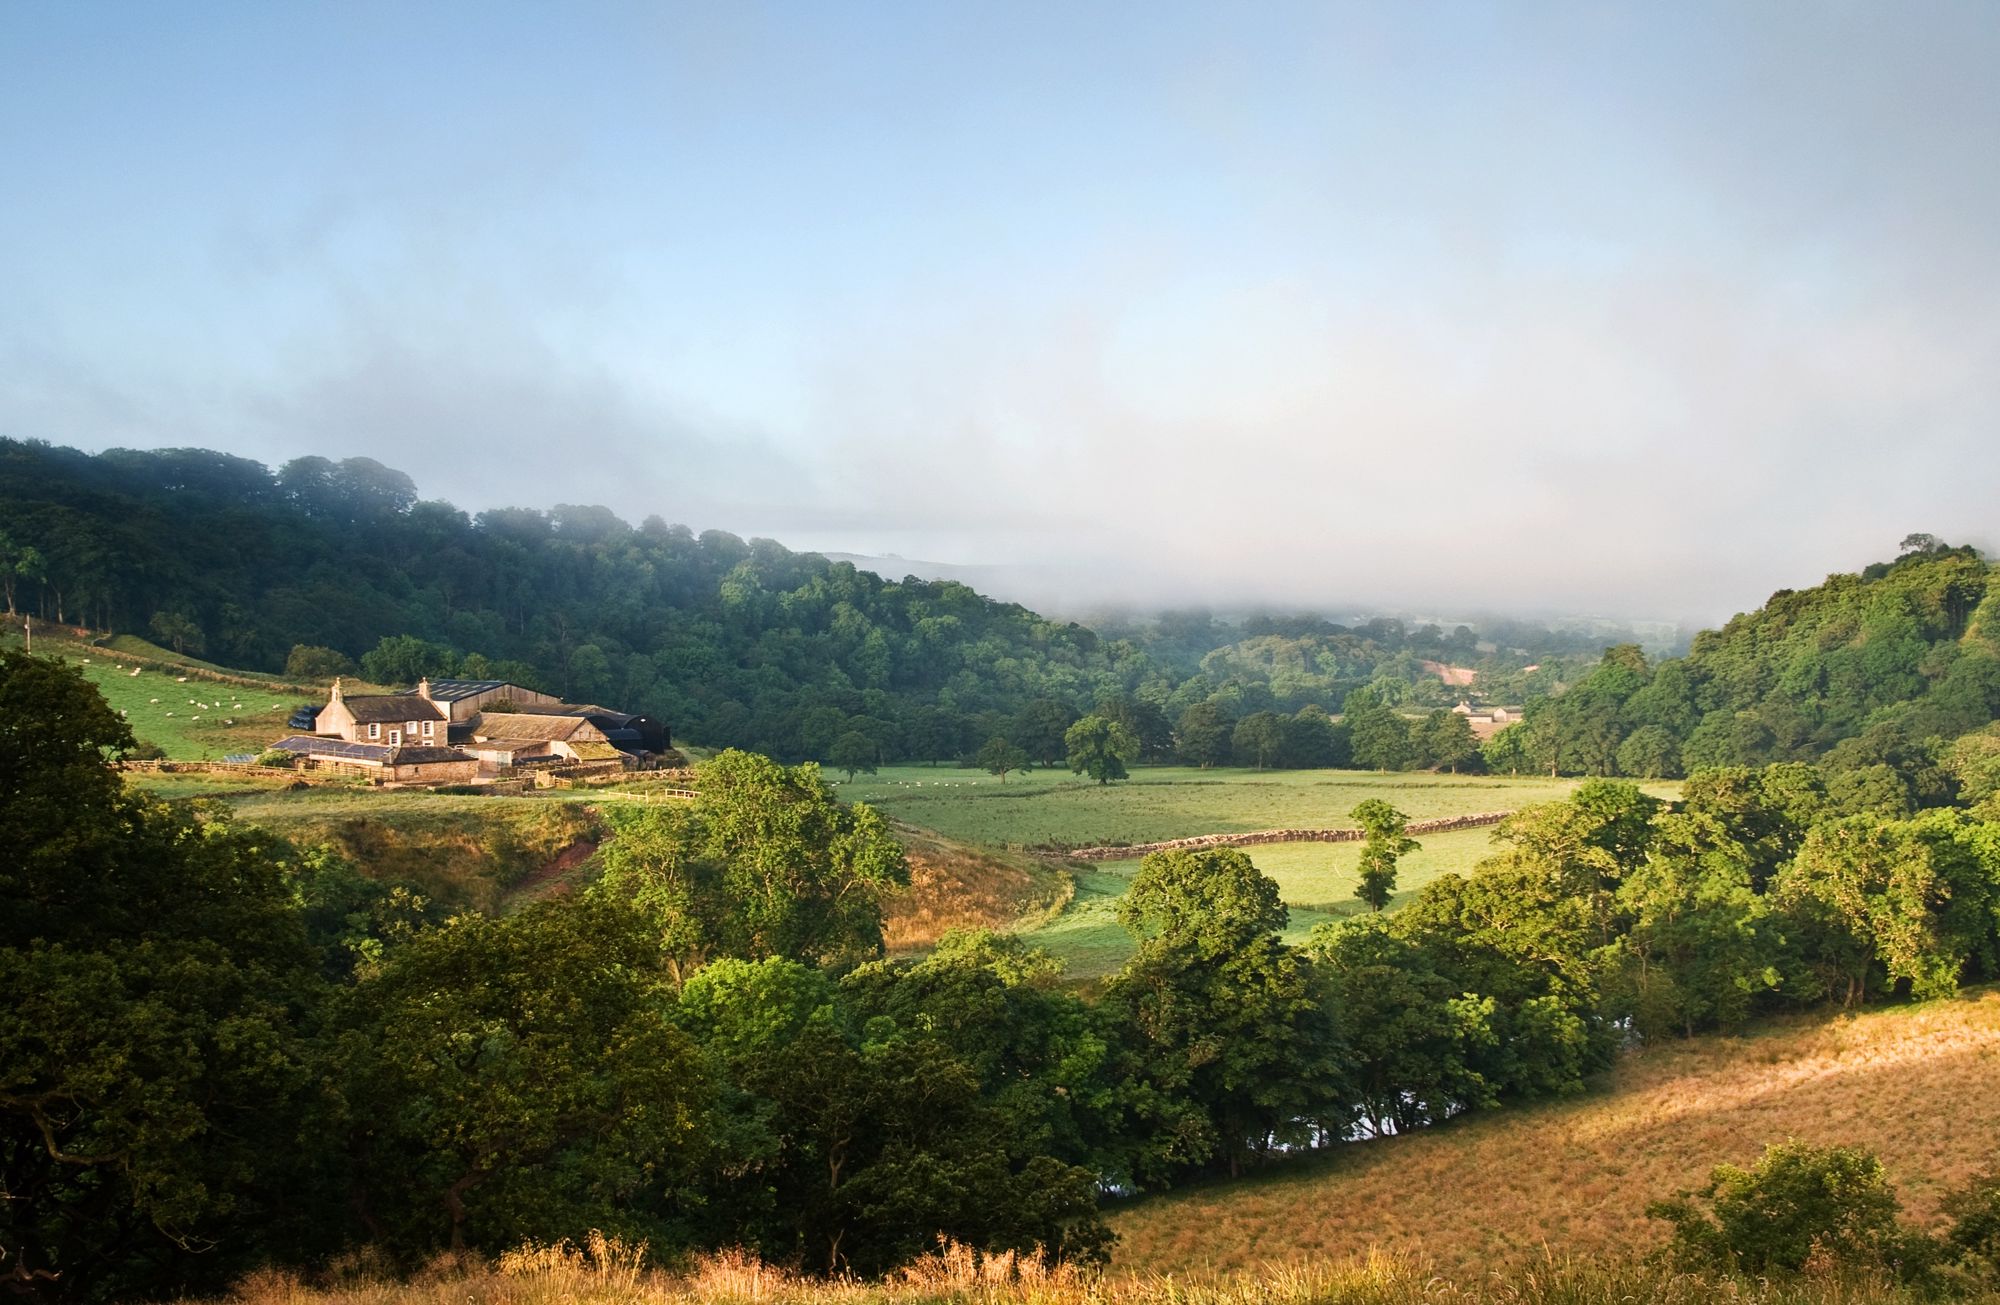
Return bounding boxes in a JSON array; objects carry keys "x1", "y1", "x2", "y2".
[
  {"x1": 10, "y1": 650, "x2": 2000, "y2": 1299},
  {"x1": 1484, "y1": 541, "x2": 2000, "y2": 797},
  {"x1": 0, "y1": 440, "x2": 1615, "y2": 769},
  {"x1": 2, "y1": 443, "x2": 1995, "y2": 787}
]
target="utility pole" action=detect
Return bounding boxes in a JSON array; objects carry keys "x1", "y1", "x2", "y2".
[{"x1": 22, "y1": 613, "x2": 28, "y2": 653}]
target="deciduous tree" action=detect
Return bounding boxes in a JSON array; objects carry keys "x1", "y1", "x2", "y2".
[{"x1": 1065, "y1": 714, "x2": 1139, "y2": 784}]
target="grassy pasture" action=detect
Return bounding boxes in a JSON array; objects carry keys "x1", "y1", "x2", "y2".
[
  {"x1": 850, "y1": 766, "x2": 1675, "y2": 980},
  {"x1": 1016, "y1": 827, "x2": 1496, "y2": 981},
  {"x1": 845, "y1": 765, "x2": 1672, "y2": 851},
  {"x1": 1109, "y1": 989, "x2": 2000, "y2": 1277},
  {"x1": 62, "y1": 654, "x2": 303, "y2": 758}
]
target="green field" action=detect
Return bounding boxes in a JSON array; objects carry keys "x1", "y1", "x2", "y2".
[
  {"x1": 1018, "y1": 826, "x2": 1498, "y2": 980},
  {"x1": 844, "y1": 765, "x2": 1665, "y2": 850},
  {"x1": 65, "y1": 655, "x2": 303, "y2": 758},
  {"x1": 841, "y1": 766, "x2": 1681, "y2": 980}
]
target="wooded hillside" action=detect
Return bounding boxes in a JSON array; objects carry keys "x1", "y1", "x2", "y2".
[{"x1": 1488, "y1": 541, "x2": 2000, "y2": 789}]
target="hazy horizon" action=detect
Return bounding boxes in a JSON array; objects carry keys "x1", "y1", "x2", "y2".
[{"x1": 6, "y1": 3, "x2": 1997, "y2": 624}]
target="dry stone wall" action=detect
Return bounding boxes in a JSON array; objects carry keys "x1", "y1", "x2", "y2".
[{"x1": 1056, "y1": 810, "x2": 1512, "y2": 862}]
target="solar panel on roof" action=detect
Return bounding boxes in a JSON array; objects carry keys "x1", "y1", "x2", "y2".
[
  {"x1": 394, "y1": 679, "x2": 521, "y2": 701},
  {"x1": 273, "y1": 736, "x2": 394, "y2": 762}
]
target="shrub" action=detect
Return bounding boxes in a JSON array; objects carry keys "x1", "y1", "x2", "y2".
[
  {"x1": 1943, "y1": 1168, "x2": 2000, "y2": 1286},
  {"x1": 255, "y1": 749, "x2": 297, "y2": 768},
  {"x1": 1648, "y1": 1141, "x2": 1935, "y2": 1280}
]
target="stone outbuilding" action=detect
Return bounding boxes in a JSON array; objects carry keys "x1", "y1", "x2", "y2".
[
  {"x1": 266, "y1": 735, "x2": 478, "y2": 784},
  {"x1": 466, "y1": 711, "x2": 629, "y2": 769}
]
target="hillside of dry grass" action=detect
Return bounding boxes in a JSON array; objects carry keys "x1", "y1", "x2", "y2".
[
  {"x1": 880, "y1": 823, "x2": 1073, "y2": 953},
  {"x1": 211, "y1": 1236, "x2": 1992, "y2": 1305},
  {"x1": 1109, "y1": 990, "x2": 2000, "y2": 1278}
]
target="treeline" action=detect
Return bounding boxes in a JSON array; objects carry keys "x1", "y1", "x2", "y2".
[
  {"x1": 0, "y1": 440, "x2": 1598, "y2": 766},
  {"x1": 13, "y1": 653, "x2": 2000, "y2": 1300},
  {"x1": 1485, "y1": 538, "x2": 2000, "y2": 784}
]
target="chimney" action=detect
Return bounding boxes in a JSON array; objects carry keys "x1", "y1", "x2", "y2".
[
  {"x1": 418, "y1": 676, "x2": 432, "y2": 701},
  {"x1": 330, "y1": 677, "x2": 344, "y2": 703}
]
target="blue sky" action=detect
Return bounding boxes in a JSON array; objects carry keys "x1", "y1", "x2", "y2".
[{"x1": 5, "y1": 2, "x2": 1999, "y2": 618}]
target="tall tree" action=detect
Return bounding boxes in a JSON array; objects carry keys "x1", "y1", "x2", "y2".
[
  {"x1": 1064, "y1": 714, "x2": 1139, "y2": 784},
  {"x1": 0, "y1": 654, "x2": 324, "y2": 1299},
  {"x1": 1351, "y1": 799, "x2": 1419, "y2": 911},
  {"x1": 336, "y1": 898, "x2": 708, "y2": 1257},
  {"x1": 1173, "y1": 701, "x2": 1234, "y2": 768},
  {"x1": 589, "y1": 750, "x2": 909, "y2": 980},
  {"x1": 1011, "y1": 699, "x2": 1078, "y2": 768},
  {"x1": 827, "y1": 730, "x2": 879, "y2": 781},
  {"x1": 1106, "y1": 848, "x2": 1347, "y2": 1176},
  {"x1": 976, "y1": 735, "x2": 1029, "y2": 781},
  {"x1": 1230, "y1": 711, "x2": 1289, "y2": 769}
]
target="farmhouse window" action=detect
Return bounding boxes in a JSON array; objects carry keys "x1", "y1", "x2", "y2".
[
  {"x1": 368, "y1": 723, "x2": 380, "y2": 740},
  {"x1": 422, "y1": 720, "x2": 434, "y2": 738},
  {"x1": 389, "y1": 729, "x2": 402, "y2": 745}
]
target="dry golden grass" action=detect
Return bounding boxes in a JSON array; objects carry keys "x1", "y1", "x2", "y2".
[
  {"x1": 219, "y1": 791, "x2": 605, "y2": 913},
  {"x1": 212, "y1": 1238, "x2": 1988, "y2": 1305},
  {"x1": 881, "y1": 824, "x2": 1074, "y2": 953},
  {"x1": 1110, "y1": 990, "x2": 2000, "y2": 1278}
]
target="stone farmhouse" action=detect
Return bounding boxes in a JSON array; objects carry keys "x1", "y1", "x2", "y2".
[
  {"x1": 265, "y1": 678, "x2": 475, "y2": 782},
  {"x1": 268, "y1": 676, "x2": 673, "y2": 783}
]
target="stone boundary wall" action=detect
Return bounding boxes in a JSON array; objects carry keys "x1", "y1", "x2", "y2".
[
  {"x1": 77, "y1": 640, "x2": 320, "y2": 695},
  {"x1": 119, "y1": 759, "x2": 331, "y2": 782},
  {"x1": 1056, "y1": 810, "x2": 1513, "y2": 862}
]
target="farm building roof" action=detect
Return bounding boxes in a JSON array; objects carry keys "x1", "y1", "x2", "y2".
[
  {"x1": 270, "y1": 735, "x2": 396, "y2": 763},
  {"x1": 567, "y1": 741, "x2": 627, "y2": 763},
  {"x1": 387, "y1": 746, "x2": 473, "y2": 765},
  {"x1": 340, "y1": 695, "x2": 446, "y2": 724},
  {"x1": 270, "y1": 736, "x2": 472, "y2": 766},
  {"x1": 470, "y1": 712, "x2": 604, "y2": 743},
  {"x1": 514, "y1": 703, "x2": 643, "y2": 725},
  {"x1": 395, "y1": 679, "x2": 544, "y2": 703}
]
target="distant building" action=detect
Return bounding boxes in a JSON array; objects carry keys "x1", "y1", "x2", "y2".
[
  {"x1": 272, "y1": 677, "x2": 474, "y2": 782},
  {"x1": 272, "y1": 674, "x2": 670, "y2": 785},
  {"x1": 1449, "y1": 701, "x2": 1521, "y2": 741}
]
